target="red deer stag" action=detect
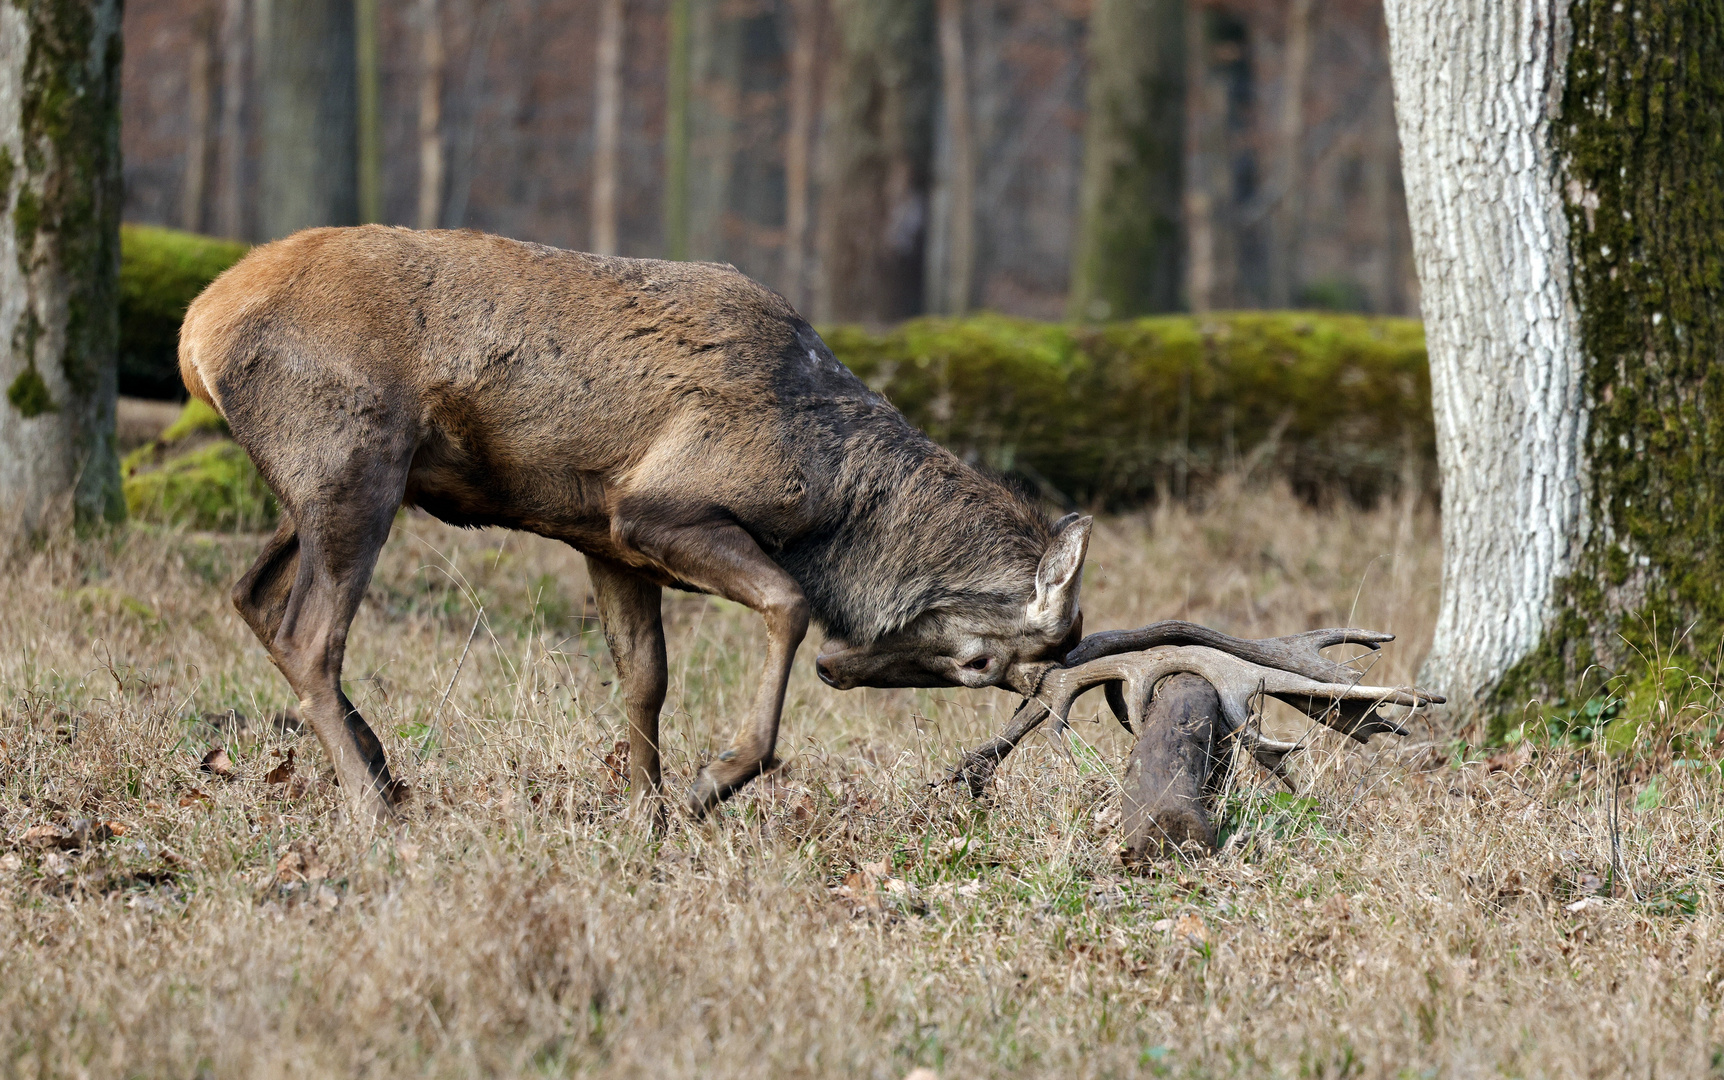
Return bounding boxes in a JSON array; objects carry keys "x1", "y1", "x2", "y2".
[{"x1": 180, "y1": 227, "x2": 1095, "y2": 824}]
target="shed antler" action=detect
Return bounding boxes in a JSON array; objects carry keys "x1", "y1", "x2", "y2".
[{"x1": 950, "y1": 621, "x2": 1443, "y2": 796}]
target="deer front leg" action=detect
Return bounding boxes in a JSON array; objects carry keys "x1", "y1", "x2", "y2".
[
  {"x1": 619, "y1": 517, "x2": 809, "y2": 818},
  {"x1": 585, "y1": 555, "x2": 668, "y2": 824}
]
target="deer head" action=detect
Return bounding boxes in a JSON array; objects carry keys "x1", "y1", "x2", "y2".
[{"x1": 813, "y1": 515, "x2": 1092, "y2": 692}]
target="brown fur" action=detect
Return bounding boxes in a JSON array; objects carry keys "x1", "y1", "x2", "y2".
[{"x1": 181, "y1": 226, "x2": 1087, "y2": 823}]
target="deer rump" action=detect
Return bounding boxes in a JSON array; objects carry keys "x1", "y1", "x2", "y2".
[{"x1": 179, "y1": 225, "x2": 1087, "y2": 824}]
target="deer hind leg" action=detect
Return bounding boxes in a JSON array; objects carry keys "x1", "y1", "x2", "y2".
[
  {"x1": 230, "y1": 434, "x2": 412, "y2": 825},
  {"x1": 615, "y1": 515, "x2": 808, "y2": 817},
  {"x1": 585, "y1": 555, "x2": 667, "y2": 823},
  {"x1": 233, "y1": 515, "x2": 300, "y2": 648},
  {"x1": 264, "y1": 494, "x2": 403, "y2": 825}
]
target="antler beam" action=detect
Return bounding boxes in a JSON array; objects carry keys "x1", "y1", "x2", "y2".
[{"x1": 950, "y1": 622, "x2": 1443, "y2": 796}]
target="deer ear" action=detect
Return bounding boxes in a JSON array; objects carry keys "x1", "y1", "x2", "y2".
[{"x1": 1027, "y1": 515, "x2": 1091, "y2": 638}]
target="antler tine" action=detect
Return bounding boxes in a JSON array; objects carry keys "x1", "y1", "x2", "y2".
[
  {"x1": 1041, "y1": 645, "x2": 1437, "y2": 750},
  {"x1": 946, "y1": 629, "x2": 1442, "y2": 796},
  {"x1": 1060, "y1": 620, "x2": 1429, "y2": 691}
]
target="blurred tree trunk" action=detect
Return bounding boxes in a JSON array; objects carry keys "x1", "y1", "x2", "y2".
[
  {"x1": 1068, "y1": 0, "x2": 1185, "y2": 320},
  {"x1": 814, "y1": 0, "x2": 935, "y2": 324},
  {"x1": 590, "y1": 0, "x2": 624, "y2": 254},
  {"x1": 0, "y1": 0, "x2": 126, "y2": 537},
  {"x1": 1267, "y1": 0, "x2": 1310, "y2": 308},
  {"x1": 782, "y1": 0, "x2": 819, "y2": 310},
  {"x1": 216, "y1": 0, "x2": 248, "y2": 239},
  {"x1": 1389, "y1": 0, "x2": 1724, "y2": 725},
  {"x1": 182, "y1": 17, "x2": 214, "y2": 232},
  {"x1": 926, "y1": 0, "x2": 975, "y2": 315},
  {"x1": 663, "y1": 0, "x2": 692, "y2": 259},
  {"x1": 258, "y1": 0, "x2": 358, "y2": 238},
  {"x1": 355, "y1": 0, "x2": 382, "y2": 223},
  {"x1": 416, "y1": 0, "x2": 444, "y2": 230}
]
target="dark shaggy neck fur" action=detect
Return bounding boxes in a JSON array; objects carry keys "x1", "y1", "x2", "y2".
[{"x1": 776, "y1": 421, "x2": 1053, "y2": 644}]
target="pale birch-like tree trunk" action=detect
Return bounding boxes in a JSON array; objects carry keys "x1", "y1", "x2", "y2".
[
  {"x1": 589, "y1": 0, "x2": 624, "y2": 255},
  {"x1": 416, "y1": 0, "x2": 444, "y2": 230},
  {"x1": 1388, "y1": 0, "x2": 1724, "y2": 722},
  {"x1": 0, "y1": 0, "x2": 126, "y2": 537}
]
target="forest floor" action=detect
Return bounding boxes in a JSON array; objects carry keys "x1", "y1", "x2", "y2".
[{"x1": 2, "y1": 481, "x2": 1720, "y2": 1078}]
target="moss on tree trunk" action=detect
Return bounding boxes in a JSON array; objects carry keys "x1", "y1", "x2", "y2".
[
  {"x1": 0, "y1": 0, "x2": 125, "y2": 535},
  {"x1": 1491, "y1": 0, "x2": 1724, "y2": 722}
]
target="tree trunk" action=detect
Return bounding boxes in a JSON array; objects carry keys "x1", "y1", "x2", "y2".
[
  {"x1": 927, "y1": 0, "x2": 974, "y2": 315},
  {"x1": 182, "y1": 19, "x2": 214, "y2": 233},
  {"x1": 258, "y1": 0, "x2": 358, "y2": 239},
  {"x1": 416, "y1": 0, "x2": 444, "y2": 230},
  {"x1": 1388, "y1": 0, "x2": 1724, "y2": 724},
  {"x1": 1267, "y1": 0, "x2": 1311, "y2": 309},
  {"x1": 0, "y1": 0, "x2": 125, "y2": 538},
  {"x1": 663, "y1": 0, "x2": 692, "y2": 260},
  {"x1": 1068, "y1": 0, "x2": 1185, "y2": 320},
  {"x1": 782, "y1": 0, "x2": 819, "y2": 311},
  {"x1": 355, "y1": 0, "x2": 381, "y2": 223},
  {"x1": 814, "y1": 0, "x2": 935, "y2": 324},
  {"x1": 215, "y1": 0, "x2": 247, "y2": 239},
  {"x1": 590, "y1": 0, "x2": 624, "y2": 255}
]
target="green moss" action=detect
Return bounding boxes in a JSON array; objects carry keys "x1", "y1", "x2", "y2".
[
  {"x1": 825, "y1": 311, "x2": 1432, "y2": 507},
  {"x1": 117, "y1": 225, "x2": 249, "y2": 398},
  {"x1": 1490, "y1": 0, "x2": 1724, "y2": 726},
  {"x1": 6, "y1": 365, "x2": 54, "y2": 416},
  {"x1": 159, "y1": 396, "x2": 228, "y2": 442},
  {"x1": 124, "y1": 439, "x2": 276, "y2": 532}
]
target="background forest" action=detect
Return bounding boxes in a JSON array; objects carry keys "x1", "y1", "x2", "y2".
[{"x1": 120, "y1": 0, "x2": 1419, "y2": 326}]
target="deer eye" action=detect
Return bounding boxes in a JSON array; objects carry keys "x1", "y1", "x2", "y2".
[{"x1": 963, "y1": 656, "x2": 992, "y2": 672}]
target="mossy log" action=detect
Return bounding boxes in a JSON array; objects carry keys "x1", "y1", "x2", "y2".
[
  {"x1": 828, "y1": 311, "x2": 1432, "y2": 507},
  {"x1": 119, "y1": 225, "x2": 249, "y2": 399},
  {"x1": 122, "y1": 399, "x2": 276, "y2": 531}
]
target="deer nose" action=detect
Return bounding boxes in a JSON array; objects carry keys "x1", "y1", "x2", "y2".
[{"x1": 815, "y1": 655, "x2": 839, "y2": 688}]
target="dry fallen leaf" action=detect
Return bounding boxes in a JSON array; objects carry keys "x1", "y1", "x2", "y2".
[
  {"x1": 22, "y1": 824, "x2": 68, "y2": 848},
  {"x1": 264, "y1": 747, "x2": 296, "y2": 785},
  {"x1": 178, "y1": 790, "x2": 215, "y2": 810},
  {"x1": 201, "y1": 747, "x2": 236, "y2": 779},
  {"x1": 1174, "y1": 912, "x2": 1209, "y2": 947},
  {"x1": 0, "y1": 852, "x2": 21, "y2": 872},
  {"x1": 276, "y1": 842, "x2": 328, "y2": 885},
  {"x1": 601, "y1": 739, "x2": 630, "y2": 793}
]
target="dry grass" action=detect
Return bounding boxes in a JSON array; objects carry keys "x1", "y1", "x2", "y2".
[{"x1": 2, "y1": 482, "x2": 1720, "y2": 1078}]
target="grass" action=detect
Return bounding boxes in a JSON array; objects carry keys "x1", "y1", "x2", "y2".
[{"x1": 2, "y1": 481, "x2": 1721, "y2": 1077}]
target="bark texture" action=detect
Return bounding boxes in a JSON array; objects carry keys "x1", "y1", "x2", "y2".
[
  {"x1": 1392, "y1": 0, "x2": 1724, "y2": 722},
  {"x1": 258, "y1": 0, "x2": 359, "y2": 238},
  {"x1": 1068, "y1": 0, "x2": 1185, "y2": 320},
  {"x1": 1121, "y1": 672, "x2": 1223, "y2": 862},
  {"x1": 0, "y1": 0, "x2": 125, "y2": 537},
  {"x1": 1497, "y1": 0, "x2": 1724, "y2": 716},
  {"x1": 1386, "y1": 0, "x2": 1587, "y2": 714},
  {"x1": 814, "y1": 0, "x2": 934, "y2": 324}
]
